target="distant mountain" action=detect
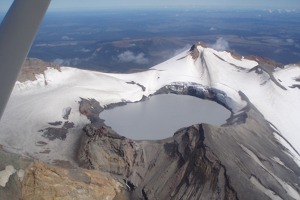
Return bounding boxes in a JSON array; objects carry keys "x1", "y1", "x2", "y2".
[{"x1": 0, "y1": 43, "x2": 299, "y2": 199}]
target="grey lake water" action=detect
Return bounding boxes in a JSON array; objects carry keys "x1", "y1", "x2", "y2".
[{"x1": 100, "y1": 94, "x2": 231, "y2": 140}]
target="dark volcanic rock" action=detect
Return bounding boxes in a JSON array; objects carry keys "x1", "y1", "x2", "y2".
[
  {"x1": 79, "y1": 98, "x2": 104, "y2": 125},
  {"x1": 78, "y1": 124, "x2": 238, "y2": 200},
  {"x1": 63, "y1": 121, "x2": 75, "y2": 129},
  {"x1": 48, "y1": 121, "x2": 63, "y2": 126},
  {"x1": 41, "y1": 127, "x2": 68, "y2": 141},
  {"x1": 290, "y1": 84, "x2": 300, "y2": 89},
  {"x1": 40, "y1": 121, "x2": 74, "y2": 141},
  {"x1": 104, "y1": 101, "x2": 128, "y2": 110},
  {"x1": 126, "y1": 81, "x2": 146, "y2": 91},
  {"x1": 62, "y1": 107, "x2": 72, "y2": 120}
]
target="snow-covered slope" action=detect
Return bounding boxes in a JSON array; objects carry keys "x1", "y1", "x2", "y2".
[{"x1": 0, "y1": 43, "x2": 300, "y2": 167}]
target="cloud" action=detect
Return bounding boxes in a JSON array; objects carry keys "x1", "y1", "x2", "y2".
[
  {"x1": 274, "y1": 49, "x2": 283, "y2": 54},
  {"x1": 53, "y1": 58, "x2": 65, "y2": 65},
  {"x1": 210, "y1": 37, "x2": 229, "y2": 51},
  {"x1": 292, "y1": 52, "x2": 300, "y2": 56},
  {"x1": 173, "y1": 44, "x2": 191, "y2": 56},
  {"x1": 286, "y1": 39, "x2": 294, "y2": 44},
  {"x1": 53, "y1": 51, "x2": 98, "y2": 67},
  {"x1": 118, "y1": 51, "x2": 149, "y2": 64},
  {"x1": 105, "y1": 27, "x2": 122, "y2": 32},
  {"x1": 80, "y1": 48, "x2": 91, "y2": 53},
  {"x1": 264, "y1": 38, "x2": 282, "y2": 44},
  {"x1": 210, "y1": 27, "x2": 216, "y2": 31},
  {"x1": 61, "y1": 36, "x2": 73, "y2": 40},
  {"x1": 35, "y1": 42, "x2": 77, "y2": 47},
  {"x1": 53, "y1": 58, "x2": 80, "y2": 66}
]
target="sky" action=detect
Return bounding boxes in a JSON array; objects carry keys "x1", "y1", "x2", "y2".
[{"x1": 1, "y1": 0, "x2": 300, "y2": 12}]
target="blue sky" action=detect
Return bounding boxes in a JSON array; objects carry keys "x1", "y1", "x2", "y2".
[{"x1": 1, "y1": 0, "x2": 300, "y2": 12}]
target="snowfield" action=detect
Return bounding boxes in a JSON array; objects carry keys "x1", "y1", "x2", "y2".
[{"x1": 0, "y1": 43, "x2": 300, "y2": 166}]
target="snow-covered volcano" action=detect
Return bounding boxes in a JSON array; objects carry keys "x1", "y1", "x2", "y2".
[
  {"x1": 1, "y1": 43, "x2": 300, "y2": 162},
  {"x1": 0, "y1": 43, "x2": 300, "y2": 199}
]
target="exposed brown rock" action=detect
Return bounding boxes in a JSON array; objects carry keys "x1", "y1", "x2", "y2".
[
  {"x1": 1, "y1": 146, "x2": 128, "y2": 200},
  {"x1": 245, "y1": 55, "x2": 282, "y2": 68},
  {"x1": 21, "y1": 161, "x2": 126, "y2": 200},
  {"x1": 18, "y1": 58, "x2": 60, "y2": 82},
  {"x1": 230, "y1": 51, "x2": 243, "y2": 60},
  {"x1": 79, "y1": 98, "x2": 104, "y2": 124}
]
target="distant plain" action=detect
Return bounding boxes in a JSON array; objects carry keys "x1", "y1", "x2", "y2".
[{"x1": 1, "y1": 9, "x2": 300, "y2": 72}]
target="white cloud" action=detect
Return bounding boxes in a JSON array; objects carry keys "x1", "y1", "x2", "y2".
[
  {"x1": 80, "y1": 48, "x2": 91, "y2": 53},
  {"x1": 173, "y1": 44, "x2": 191, "y2": 56},
  {"x1": 264, "y1": 38, "x2": 282, "y2": 44},
  {"x1": 292, "y1": 52, "x2": 300, "y2": 56},
  {"x1": 53, "y1": 58, "x2": 65, "y2": 65},
  {"x1": 274, "y1": 49, "x2": 283, "y2": 54},
  {"x1": 53, "y1": 58, "x2": 80, "y2": 66},
  {"x1": 210, "y1": 27, "x2": 216, "y2": 31},
  {"x1": 210, "y1": 37, "x2": 229, "y2": 51},
  {"x1": 53, "y1": 52, "x2": 98, "y2": 67},
  {"x1": 105, "y1": 27, "x2": 122, "y2": 32},
  {"x1": 286, "y1": 39, "x2": 294, "y2": 44},
  {"x1": 61, "y1": 36, "x2": 73, "y2": 40},
  {"x1": 118, "y1": 51, "x2": 149, "y2": 64}
]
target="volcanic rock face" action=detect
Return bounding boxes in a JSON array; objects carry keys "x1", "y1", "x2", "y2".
[
  {"x1": 0, "y1": 147, "x2": 126, "y2": 200},
  {"x1": 78, "y1": 99, "x2": 300, "y2": 200},
  {"x1": 22, "y1": 161, "x2": 124, "y2": 200},
  {"x1": 79, "y1": 124, "x2": 238, "y2": 200}
]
